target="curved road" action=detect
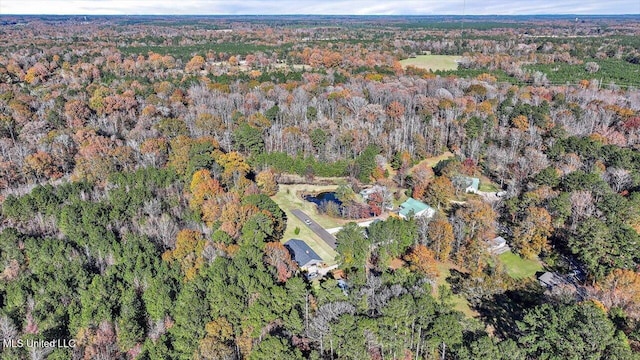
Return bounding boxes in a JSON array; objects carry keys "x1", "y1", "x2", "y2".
[{"x1": 291, "y1": 209, "x2": 337, "y2": 249}]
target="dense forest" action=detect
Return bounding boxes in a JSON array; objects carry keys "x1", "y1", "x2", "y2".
[{"x1": 0, "y1": 15, "x2": 639, "y2": 359}]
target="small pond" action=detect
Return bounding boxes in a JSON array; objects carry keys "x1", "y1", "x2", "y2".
[{"x1": 303, "y1": 192, "x2": 342, "y2": 207}]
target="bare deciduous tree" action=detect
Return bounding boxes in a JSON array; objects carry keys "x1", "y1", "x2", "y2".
[
  {"x1": 584, "y1": 61, "x2": 600, "y2": 74},
  {"x1": 0, "y1": 315, "x2": 18, "y2": 343},
  {"x1": 604, "y1": 167, "x2": 631, "y2": 193},
  {"x1": 570, "y1": 190, "x2": 596, "y2": 228}
]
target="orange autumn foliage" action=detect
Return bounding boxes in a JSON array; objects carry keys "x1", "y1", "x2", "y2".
[
  {"x1": 185, "y1": 55, "x2": 205, "y2": 72},
  {"x1": 264, "y1": 242, "x2": 298, "y2": 282},
  {"x1": 189, "y1": 169, "x2": 223, "y2": 210},
  {"x1": 403, "y1": 245, "x2": 439, "y2": 279},
  {"x1": 24, "y1": 151, "x2": 62, "y2": 180},
  {"x1": 427, "y1": 217, "x2": 454, "y2": 261},
  {"x1": 591, "y1": 269, "x2": 640, "y2": 319}
]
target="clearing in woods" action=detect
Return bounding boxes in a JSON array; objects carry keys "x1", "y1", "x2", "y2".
[
  {"x1": 409, "y1": 151, "x2": 455, "y2": 174},
  {"x1": 498, "y1": 252, "x2": 544, "y2": 280},
  {"x1": 400, "y1": 55, "x2": 462, "y2": 71},
  {"x1": 272, "y1": 184, "x2": 343, "y2": 265},
  {"x1": 436, "y1": 262, "x2": 478, "y2": 318}
]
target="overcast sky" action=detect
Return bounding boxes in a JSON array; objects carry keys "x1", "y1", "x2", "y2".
[{"x1": 1, "y1": 0, "x2": 639, "y2": 15}]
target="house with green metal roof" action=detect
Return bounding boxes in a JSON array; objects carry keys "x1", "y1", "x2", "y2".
[
  {"x1": 465, "y1": 177, "x2": 480, "y2": 193},
  {"x1": 398, "y1": 197, "x2": 435, "y2": 219}
]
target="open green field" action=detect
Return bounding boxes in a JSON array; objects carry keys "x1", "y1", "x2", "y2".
[
  {"x1": 436, "y1": 262, "x2": 478, "y2": 317},
  {"x1": 272, "y1": 184, "x2": 346, "y2": 266},
  {"x1": 498, "y1": 251, "x2": 543, "y2": 279},
  {"x1": 400, "y1": 55, "x2": 461, "y2": 71}
]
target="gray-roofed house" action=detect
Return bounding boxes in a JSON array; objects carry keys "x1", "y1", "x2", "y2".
[
  {"x1": 285, "y1": 239, "x2": 323, "y2": 274},
  {"x1": 538, "y1": 271, "x2": 584, "y2": 300},
  {"x1": 489, "y1": 236, "x2": 510, "y2": 255},
  {"x1": 359, "y1": 185, "x2": 387, "y2": 201},
  {"x1": 538, "y1": 272, "x2": 565, "y2": 290}
]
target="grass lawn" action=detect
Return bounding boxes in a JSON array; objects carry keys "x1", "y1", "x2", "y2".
[
  {"x1": 409, "y1": 151, "x2": 454, "y2": 174},
  {"x1": 400, "y1": 55, "x2": 461, "y2": 71},
  {"x1": 272, "y1": 184, "x2": 346, "y2": 266},
  {"x1": 479, "y1": 182, "x2": 499, "y2": 192},
  {"x1": 477, "y1": 173, "x2": 501, "y2": 192},
  {"x1": 498, "y1": 251, "x2": 543, "y2": 279},
  {"x1": 283, "y1": 217, "x2": 338, "y2": 267},
  {"x1": 435, "y1": 262, "x2": 478, "y2": 318},
  {"x1": 272, "y1": 184, "x2": 348, "y2": 228}
]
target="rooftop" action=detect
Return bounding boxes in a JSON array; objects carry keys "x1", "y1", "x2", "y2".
[
  {"x1": 466, "y1": 177, "x2": 480, "y2": 192},
  {"x1": 491, "y1": 236, "x2": 507, "y2": 247},
  {"x1": 399, "y1": 197, "x2": 432, "y2": 218},
  {"x1": 360, "y1": 185, "x2": 387, "y2": 199},
  {"x1": 285, "y1": 239, "x2": 322, "y2": 266},
  {"x1": 538, "y1": 271, "x2": 565, "y2": 288}
]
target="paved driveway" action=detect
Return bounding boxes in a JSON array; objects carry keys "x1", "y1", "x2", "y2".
[{"x1": 291, "y1": 209, "x2": 337, "y2": 249}]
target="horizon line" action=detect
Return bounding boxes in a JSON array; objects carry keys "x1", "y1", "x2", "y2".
[{"x1": 2, "y1": 13, "x2": 640, "y2": 16}]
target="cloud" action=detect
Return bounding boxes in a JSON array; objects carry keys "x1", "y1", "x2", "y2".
[{"x1": 1, "y1": 0, "x2": 639, "y2": 15}]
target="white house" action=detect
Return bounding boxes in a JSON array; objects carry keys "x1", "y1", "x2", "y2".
[{"x1": 465, "y1": 177, "x2": 480, "y2": 193}]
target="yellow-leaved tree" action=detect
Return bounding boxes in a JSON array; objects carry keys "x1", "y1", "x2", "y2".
[
  {"x1": 427, "y1": 216, "x2": 454, "y2": 261},
  {"x1": 512, "y1": 206, "x2": 552, "y2": 259},
  {"x1": 162, "y1": 230, "x2": 206, "y2": 281},
  {"x1": 185, "y1": 55, "x2": 205, "y2": 73},
  {"x1": 255, "y1": 169, "x2": 278, "y2": 196},
  {"x1": 189, "y1": 169, "x2": 223, "y2": 211}
]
